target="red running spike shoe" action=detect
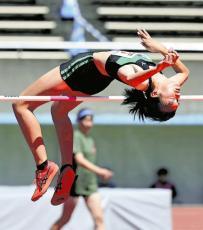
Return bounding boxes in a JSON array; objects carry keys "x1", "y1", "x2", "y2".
[
  {"x1": 51, "y1": 165, "x2": 75, "y2": 206},
  {"x1": 31, "y1": 161, "x2": 59, "y2": 202}
]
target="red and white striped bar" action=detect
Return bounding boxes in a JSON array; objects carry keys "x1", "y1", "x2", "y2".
[{"x1": 0, "y1": 95, "x2": 203, "y2": 102}]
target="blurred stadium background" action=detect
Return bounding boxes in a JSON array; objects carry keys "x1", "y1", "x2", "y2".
[{"x1": 0, "y1": 0, "x2": 203, "y2": 229}]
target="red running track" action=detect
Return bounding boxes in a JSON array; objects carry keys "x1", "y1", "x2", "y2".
[{"x1": 173, "y1": 206, "x2": 203, "y2": 230}]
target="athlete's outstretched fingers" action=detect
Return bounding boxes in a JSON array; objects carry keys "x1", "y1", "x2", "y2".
[
  {"x1": 137, "y1": 29, "x2": 145, "y2": 38},
  {"x1": 137, "y1": 28, "x2": 151, "y2": 39},
  {"x1": 143, "y1": 29, "x2": 151, "y2": 37},
  {"x1": 141, "y1": 29, "x2": 151, "y2": 39},
  {"x1": 137, "y1": 29, "x2": 145, "y2": 39}
]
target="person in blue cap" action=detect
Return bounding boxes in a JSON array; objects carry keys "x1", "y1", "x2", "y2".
[{"x1": 50, "y1": 108, "x2": 113, "y2": 230}]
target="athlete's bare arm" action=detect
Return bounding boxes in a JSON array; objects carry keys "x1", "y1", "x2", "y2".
[
  {"x1": 138, "y1": 29, "x2": 189, "y2": 86},
  {"x1": 117, "y1": 53, "x2": 178, "y2": 88},
  {"x1": 137, "y1": 29, "x2": 169, "y2": 56}
]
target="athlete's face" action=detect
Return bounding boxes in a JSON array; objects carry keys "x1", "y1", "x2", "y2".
[{"x1": 156, "y1": 81, "x2": 180, "y2": 112}]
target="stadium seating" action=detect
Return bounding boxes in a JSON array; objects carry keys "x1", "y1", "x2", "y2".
[
  {"x1": 0, "y1": 0, "x2": 67, "y2": 59},
  {"x1": 104, "y1": 22, "x2": 203, "y2": 32},
  {"x1": 97, "y1": 7, "x2": 203, "y2": 18},
  {"x1": 0, "y1": 1, "x2": 58, "y2": 34},
  {"x1": 0, "y1": 0, "x2": 35, "y2": 4},
  {"x1": 93, "y1": 0, "x2": 203, "y2": 4},
  {"x1": 92, "y1": 0, "x2": 203, "y2": 42},
  {"x1": 0, "y1": 5, "x2": 49, "y2": 17},
  {"x1": 0, "y1": 0, "x2": 202, "y2": 60}
]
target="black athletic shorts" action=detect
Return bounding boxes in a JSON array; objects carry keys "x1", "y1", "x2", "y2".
[{"x1": 60, "y1": 52, "x2": 114, "y2": 95}]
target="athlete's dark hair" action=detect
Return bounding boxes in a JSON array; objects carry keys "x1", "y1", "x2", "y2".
[{"x1": 122, "y1": 88, "x2": 176, "y2": 122}]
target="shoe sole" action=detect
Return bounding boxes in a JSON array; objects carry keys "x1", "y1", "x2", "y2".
[
  {"x1": 51, "y1": 167, "x2": 75, "y2": 206},
  {"x1": 31, "y1": 164, "x2": 59, "y2": 202}
]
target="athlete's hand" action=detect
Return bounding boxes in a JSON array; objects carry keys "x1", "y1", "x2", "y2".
[
  {"x1": 137, "y1": 29, "x2": 168, "y2": 54},
  {"x1": 98, "y1": 168, "x2": 113, "y2": 180},
  {"x1": 157, "y1": 52, "x2": 179, "y2": 71},
  {"x1": 163, "y1": 51, "x2": 179, "y2": 65}
]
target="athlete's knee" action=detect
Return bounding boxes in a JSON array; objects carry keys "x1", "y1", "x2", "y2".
[
  {"x1": 12, "y1": 101, "x2": 27, "y2": 115},
  {"x1": 12, "y1": 100, "x2": 38, "y2": 117},
  {"x1": 51, "y1": 102, "x2": 71, "y2": 120}
]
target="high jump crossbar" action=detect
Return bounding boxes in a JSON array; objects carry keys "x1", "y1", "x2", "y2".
[{"x1": 0, "y1": 95, "x2": 203, "y2": 102}]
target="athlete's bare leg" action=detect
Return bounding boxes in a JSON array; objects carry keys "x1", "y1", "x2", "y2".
[
  {"x1": 51, "y1": 98, "x2": 82, "y2": 165},
  {"x1": 12, "y1": 66, "x2": 82, "y2": 166}
]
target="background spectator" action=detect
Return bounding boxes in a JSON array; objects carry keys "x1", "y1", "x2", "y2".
[{"x1": 150, "y1": 167, "x2": 177, "y2": 200}]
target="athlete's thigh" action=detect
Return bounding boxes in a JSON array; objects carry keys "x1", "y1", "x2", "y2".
[
  {"x1": 20, "y1": 66, "x2": 68, "y2": 97},
  {"x1": 85, "y1": 193, "x2": 104, "y2": 220},
  {"x1": 16, "y1": 66, "x2": 70, "y2": 111}
]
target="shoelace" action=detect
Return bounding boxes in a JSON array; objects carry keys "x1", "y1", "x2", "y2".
[{"x1": 34, "y1": 168, "x2": 49, "y2": 190}]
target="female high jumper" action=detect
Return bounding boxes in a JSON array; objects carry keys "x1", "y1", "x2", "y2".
[{"x1": 12, "y1": 29, "x2": 189, "y2": 205}]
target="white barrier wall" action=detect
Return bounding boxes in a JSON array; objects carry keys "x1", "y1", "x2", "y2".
[{"x1": 0, "y1": 186, "x2": 172, "y2": 230}]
